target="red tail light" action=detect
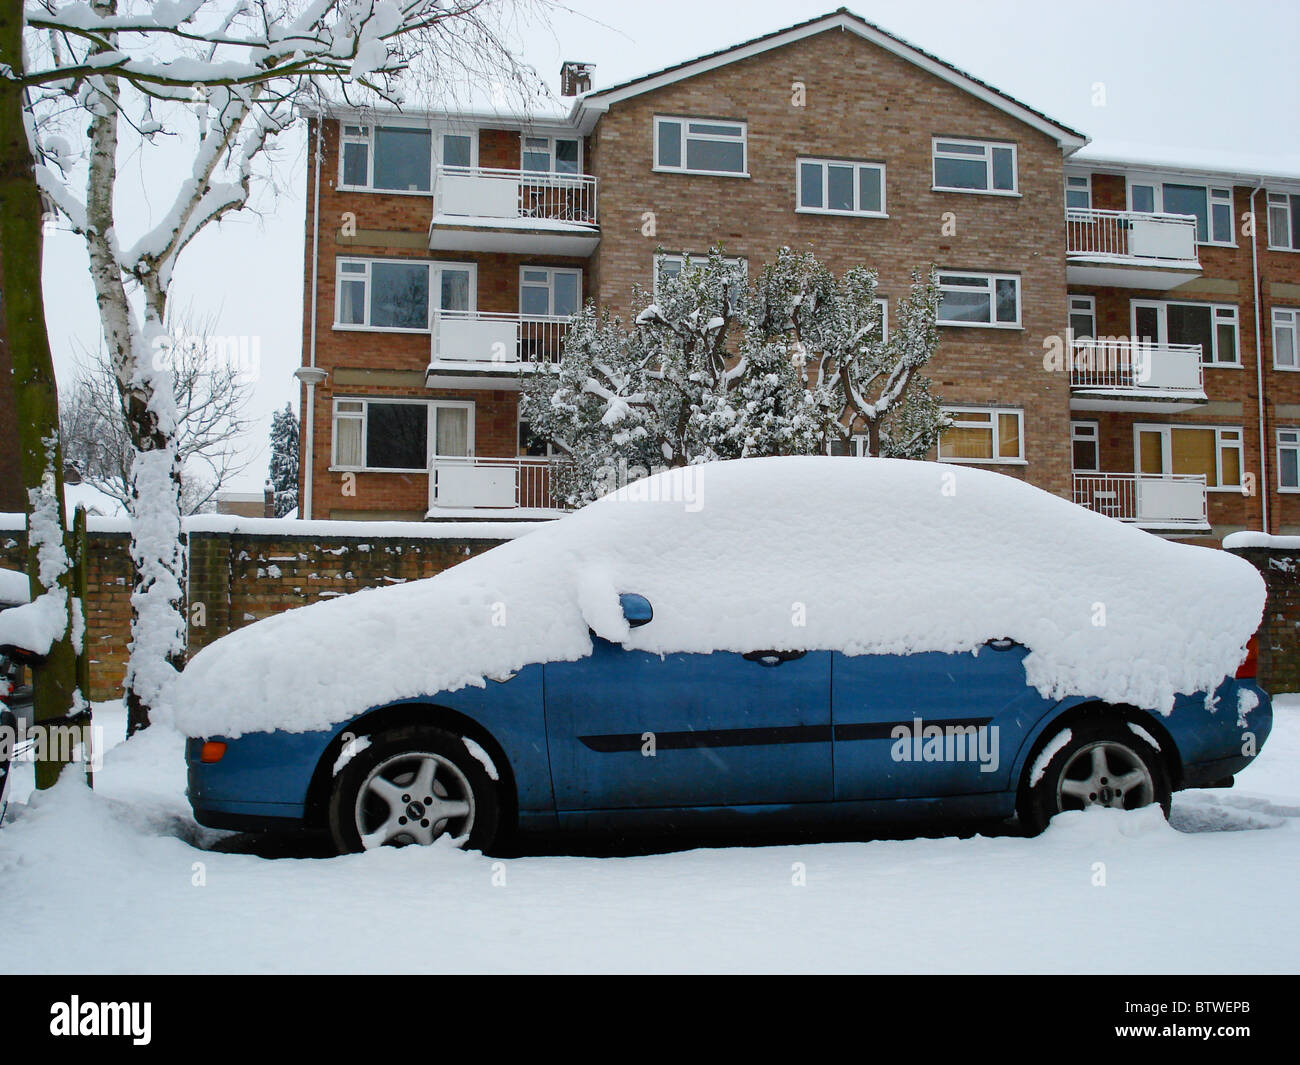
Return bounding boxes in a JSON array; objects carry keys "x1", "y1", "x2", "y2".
[
  {"x1": 200, "y1": 741, "x2": 227, "y2": 763},
  {"x1": 1236, "y1": 634, "x2": 1259, "y2": 679}
]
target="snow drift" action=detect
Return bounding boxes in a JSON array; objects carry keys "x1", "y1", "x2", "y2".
[{"x1": 170, "y1": 457, "x2": 1265, "y2": 738}]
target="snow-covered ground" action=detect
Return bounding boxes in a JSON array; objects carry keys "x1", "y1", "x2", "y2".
[{"x1": 2, "y1": 697, "x2": 1298, "y2": 974}]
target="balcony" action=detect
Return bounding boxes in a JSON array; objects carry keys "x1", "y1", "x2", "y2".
[
  {"x1": 427, "y1": 456, "x2": 568, "y2": 518},
  {"x1": 1068, "y1": 339, "x2": 1207, "y2": 412},
  {"x1": 1065, "y1": 208, "x2": 1201, "y2": 290},
  {"x1": 1073, "y1": 473, "x2": 1208, "y2": 531},
  {"x1": 428, "y1": 166, "x2": 599, "y2": 256},
  {"x1": 426, "y1": 311, "x2": 571, "y2": 388}
]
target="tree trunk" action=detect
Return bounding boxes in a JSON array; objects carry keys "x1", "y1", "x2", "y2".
[{"x1": 0, "y1": 0, "x2": 79, "y2": 787}]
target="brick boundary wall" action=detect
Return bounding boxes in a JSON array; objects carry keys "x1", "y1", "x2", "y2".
[
  {"x1": 1225, "y1": 544, "x2": 1300, "y2": 696},
  {"x1": 0, "y1": 519, "x2": 513, "y2": 701}
]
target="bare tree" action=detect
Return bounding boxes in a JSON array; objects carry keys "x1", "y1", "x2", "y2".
[
  {"x1": 61, "y1": 313, "x2": 255, "y2": 515},
  {"x1": 7, "y1": 0, "x2": 548, "y2": 736}
]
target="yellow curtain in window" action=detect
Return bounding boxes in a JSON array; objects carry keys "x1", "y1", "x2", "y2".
[
  {"x1": 998, "y1": 413, "x2": 1020, "y2": 458},
  {"x1": 1171, "y1": 428, "x2": 1218, "y2": 486}
]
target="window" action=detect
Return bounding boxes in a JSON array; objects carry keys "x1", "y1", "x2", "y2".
[
  {"x1": 1128, "y1": 178, "x2": 1234, "y2": 245},
  {"x1": 939, "y1": 408, "x2": 1024, "y2": 463},
  {"x1": 332, "y1": 399, "x2": 472, "y2": 472},
  {"x1": 442, "y1": 133, "x2": 473, "y2": 168},
  {"x1": 654, "y1": 253, "x2": 748, "y2": 307},
  {"x1": 654, "y1": 116, "x2": 747, "y2": 176},
  {"x1": 1071, "y1": 421, "x2": 1099, "y2": 473},
  {"x1": 522, "y1": 135, "x2": 580, "y2": 175},
  {"x1": 1268, "y1": 192, "x2": 1300, "y2": 251},
  {"x1": 1278, "y1": 429, "x2": 1300, "y2": 491},
  {"x1": 339, "y1": 124, "x2": 440, "y2": 192},
  {"x1": 1131, "y1": 300, "x2": 1239, "y2": 365},
  {"x1": 1069, "y1": 295, "x2": 1096, "y2": 339},
  {"x1": 1135, "y1": 424, "x2": 1242, "y2": 489},
  {"x1": 797, "y1": 158, "x2": 886, "y2": 216},
  {"x1": 828, "y1": 435, "x2": 869, "y2": 457},
  {"x1": 520, "y1": 267, "x2": 581, "y2": 318},
  {"x1": 1065, "y1": 173, "x2": 1092, "y2": 211},
  {"x1": 335, "y1": 258, "x2": 474, "y2": 331},
  {"x1": 1275, "y1": 308, "x2": 1300, "y2": 369},
  {"x1": 932, "y1": 138, "x2": 1017, "y2": 194},
  {"x1": 936, "y1": 272, "x2": 1020, "y2": 327}
]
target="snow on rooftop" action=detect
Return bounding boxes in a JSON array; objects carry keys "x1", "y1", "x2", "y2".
[
  {"x1": 1072, "y1": 139, "x2": 1300, "y2": 184},
  {"x1": 171, "y1": 457, "x2": 1264, "y2": 739}
]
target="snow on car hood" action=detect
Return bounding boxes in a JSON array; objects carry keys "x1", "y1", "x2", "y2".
[{"x1": 169, "y1": 457, "x2": 1265, "y2": 737}]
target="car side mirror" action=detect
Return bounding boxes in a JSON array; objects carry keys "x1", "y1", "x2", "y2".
[{"x1": 619, "y1": 593, "x2": 653, "y2": 628}]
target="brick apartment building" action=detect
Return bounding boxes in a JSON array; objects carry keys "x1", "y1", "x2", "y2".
[{"x1": 295, "y1": 8, "x2": 1300, "y2": 542}]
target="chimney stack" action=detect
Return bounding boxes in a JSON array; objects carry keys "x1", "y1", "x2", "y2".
[{"x1": 560, "y1": 61, "x2": 595, "y2": 97}]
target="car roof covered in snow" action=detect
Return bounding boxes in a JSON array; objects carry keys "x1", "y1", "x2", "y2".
[{"x1": 170, "y1": 457, "x2": 1264, "y2": 738}]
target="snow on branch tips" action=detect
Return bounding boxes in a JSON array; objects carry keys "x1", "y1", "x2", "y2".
[{"x1": 521, "y1": 248, "x2": 948, "y2": 505}]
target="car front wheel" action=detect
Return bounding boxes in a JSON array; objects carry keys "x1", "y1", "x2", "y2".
[
  {"x1": 1018, "y1": 718, "x2": 1170, "y2": 836},
  {"x1": 328, "y1": 725, "x2": 499, "y2": 854}
]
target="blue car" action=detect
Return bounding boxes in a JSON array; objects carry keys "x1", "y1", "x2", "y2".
[{"x1": 180, "y1": 459, "x2": 1273, "y2": 853}]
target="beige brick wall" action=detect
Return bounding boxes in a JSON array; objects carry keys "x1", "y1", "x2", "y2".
[{"x1": 588, "y1": 29, "x2": 1075, "y2": 497}]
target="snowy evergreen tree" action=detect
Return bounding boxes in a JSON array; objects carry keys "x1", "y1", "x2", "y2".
[
  {"x1": 522, "y1": 247, "x2": 946, "y2": 504},
  {"x1": 268, "y1": 403, "x2": 299, "y2": 518}
]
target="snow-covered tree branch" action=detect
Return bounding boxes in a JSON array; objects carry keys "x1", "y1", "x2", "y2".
[
  {"x1": 5, "y1": 0, "x2": 550, "y2": 738},
  {"x1": 522, "y1": 248, "x2": 948, "y2": 505}
]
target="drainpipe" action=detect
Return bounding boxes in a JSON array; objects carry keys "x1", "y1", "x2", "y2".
[
  {"x1": 1250, "y1": 182, "x2": 1269, "y2": 533},
  {"x1": 295, "y1": 115, "x2": 327, "y2": 521}
]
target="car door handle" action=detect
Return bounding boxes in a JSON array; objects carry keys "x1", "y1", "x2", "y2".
[
  {"x1": 743, "y1": 649, "x2": 807, "y2": 667},
  {"x1": 985, "y1": 637, "x2": 1020, "y2": 651}
]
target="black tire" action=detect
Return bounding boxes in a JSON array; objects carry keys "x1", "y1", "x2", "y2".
[
  {"x1": 1018, "y1": 715, "x2": 1171, "y2": 836},
  {"x1": 328, "y1": 725, "x2": 500, "y2": 855}
]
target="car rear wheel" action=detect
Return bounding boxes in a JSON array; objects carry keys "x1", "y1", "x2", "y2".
[
  {"x1": 1018, "y1": 718, "x2": 1170, "y2": 836},
  {"x1": 328, "y1": 725, "x2": 499, "y2": 854}
]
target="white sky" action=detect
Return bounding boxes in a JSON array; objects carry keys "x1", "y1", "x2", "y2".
[{"x1": 38, "y1": 0, "x2": 1300, "y2": 494}]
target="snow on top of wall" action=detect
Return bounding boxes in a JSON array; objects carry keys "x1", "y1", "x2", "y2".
[
  {"x1": 1223, "y1": 532, "x2": 1300, "y2": 551},
  {"x1": 170, "y1": 457, "x2": 1265, "y2": 739},
  {"x1": 0, "y1": 512, "x2": 544, "y2": 541},
  {"x1": 0, "y1": 567, "x2": 30, "y2": 606}
]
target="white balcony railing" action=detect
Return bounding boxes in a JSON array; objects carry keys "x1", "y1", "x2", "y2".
[
  {"x1": 433, "y1": 165, "x2": 598, "y2": 226},
  {"x1": 1073, "y1": 473, "x2": 1208, "y2": 527},
  {"x1": 1066, "y1": 208, "x2": 1199, "y2": 265},
  {"x1": 1069, "y1": 339, "x2": 1205, "y2": 395},
  {"x1": 431, "y1": 311, "x2": 572, "y2": 365},
  {"x1": 429, "y1": 456, "x2": 568, "y2": 512}
]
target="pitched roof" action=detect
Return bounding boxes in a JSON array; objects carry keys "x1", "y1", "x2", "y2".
[{"x1": 577, "y1": 8, "x2": 1088, "y2": 150}]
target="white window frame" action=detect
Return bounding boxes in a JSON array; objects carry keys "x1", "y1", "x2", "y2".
[
  {"x1": 1071, "y1": 419, "x2": 1100, "y2": 473},
  {"x1": 931, "y1": 137, "x2": 1019, "y2": 196},
  {"x1": 653, "y1": 115, "x2": 748, "y2": 177},
  {"x1": 1126, "y1": 176, "x2": 1235, "y2": 247},
  {"x1": 334, "y1": 257, "x2": 478, "y2": 334},
  {"x1": 1274, "y1": 308, "x2": 1300, "y2": 370},
  {"x1": 936, "y1": 271, "x2": 1022, "y2": 329},
  {"x1": 519, "y1": 266, "x2": 583, "y2": 318},
  {"x1": 827, "y1": 434, "x2": 870, "y2": 457},
  {"x1": 795, "y1": 157, "x2": 887, "y2": 217},
  {"x1": 1065, "y1": 173, "x2": 1092, "y2": 211},
  {"x1": 1068, "y1": 294, "x2": 1097, "y2": 339},
  {"x1": 1133, "y1": 423, "x2": 1243, "y2": 491},
  {"x1": 520, "y1": 134, "x2": 582, "y2": 175},
  {"x1": 337, "y1": 123, "x2": 468, "y2": 195},
  {"x1": 1130, "y1": 299, "x2": 1240, "y2": 367},
  {"x1": 1277, "y1": 428, "x2": 1300, "y2": 492},
  {"x1": 938, "y1": 406, "x2": 1025, "y2": 464},
  {"x1": 1268, "y1": 191, "x2": 1300, "y2": 252},
  {"x1": 331, "y1": 397, "x2": 476, "y2": 473}
]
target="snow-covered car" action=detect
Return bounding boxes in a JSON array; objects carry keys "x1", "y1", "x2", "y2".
[{"x1": 176, "y1": 458, "x2": 1272, "y2": 852}]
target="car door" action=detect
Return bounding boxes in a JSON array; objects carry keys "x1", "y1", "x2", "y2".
[
  {"x1": 544, "y1": 639, "x2": 832, "y2": 811},
  {"x1": 831, "y1": 641, "x2": 1056, "y2": 800}
]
